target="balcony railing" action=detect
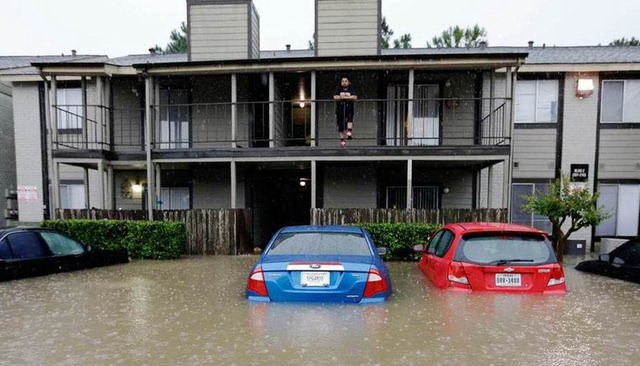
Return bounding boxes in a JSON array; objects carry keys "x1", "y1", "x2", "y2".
[{"x1": 52, "y1": 97, "x2": 511, "y2": 151}]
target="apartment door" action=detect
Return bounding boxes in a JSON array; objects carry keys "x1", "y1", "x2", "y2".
[
  {"x1": 159, "y1": 89, "x2": 190, "y2": 149},
  {"x1": 386, "y1": 85, "x2": 440, "y2": 146}
]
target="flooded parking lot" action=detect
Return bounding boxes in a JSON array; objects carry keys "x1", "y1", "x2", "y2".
[{"x1": 0, "y1": 256, "x2": 638, "y2": 366}]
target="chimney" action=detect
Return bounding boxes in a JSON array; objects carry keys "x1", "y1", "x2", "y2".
[
  {"x1": 149, "y1": 47, "x2": 157, "y2": 55},
  {"x1": 71, "y1": 49, "x2": 77, "y2": 57},
  {"x1": 286, "y1": 44, "x2": 291, "y2": 52},
  {"x1": 528, "y1": 41, "x2": 534, "y2": 49},
  {"x1": 187, "y1": 0, "x2": 260, "y2": 61},
  {"x1": 315, "y1": 0, "x2": 381, "y2": 57}
]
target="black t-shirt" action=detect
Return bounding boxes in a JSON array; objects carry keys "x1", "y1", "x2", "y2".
[{"x1": 334, "y1": 86, "x2": 356, "y2": 114}]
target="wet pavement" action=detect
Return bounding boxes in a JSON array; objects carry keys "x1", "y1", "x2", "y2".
[{"x1": 0, "y1": 255, "x2": 638, "y2": 366}]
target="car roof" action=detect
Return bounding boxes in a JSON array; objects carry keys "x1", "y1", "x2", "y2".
[
  {"x1": 443, "y1": 222, "x2": 547, "y2": 235},
  {"x1": 279, "y1": 225, "x2": 363, "y2": 234},
  {"x1": 0, "y1": 227, "x2": 53, "y2": 237}
]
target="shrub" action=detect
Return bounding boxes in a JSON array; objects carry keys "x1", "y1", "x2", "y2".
[
  {"x1": 350, "y1": 223, "x2": 441, "y2": 261},
  {"x1": 41, "y1": 220, "x2": 186, "y2": 260}
]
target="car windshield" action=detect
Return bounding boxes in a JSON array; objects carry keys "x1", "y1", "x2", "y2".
[
  {"x1": 267, "y1": 232, "x2": 372, "y2": 256},
  {"x1": 454, "y1": 233, "x2": 556, "y2": 265}
]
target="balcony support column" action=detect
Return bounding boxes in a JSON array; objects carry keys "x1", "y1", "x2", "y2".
[
  {"x1": 96, "y1": 76, "x2": 104, "y2": 149},
  {"x1": 97, "y1": 160, "x2": 105, "y2": 209},
  {"x1": 230, "y1": 161, "x2": 237, "y2": 209},
  {"x1": 155, "y1": 164, "x2": 162, "y2": 209},
  {"x1": 268, "y1": 72, "x2": 275, "y2": 148},
  {"x1": 311, "y1": 71, "x2": 317, "y2": 147},
  {"x1": 105, "y1": 77, "x2": 112, "y2": 149},
  {"x1": 83, "y1": 167, "x2": 90, "y2": 209},
  {"x1": 107, "y1": 165, "x2": 114, "y2": 210},
  {"x1": 52, "y1": 161, "x2": 60, "y2": 217},
  {"x1": 145, "y1": 76, "x2": 155, "y2": 220},
  {"x1": 81, "y1": 76, "x2": 88, "y2": 149},
  {"x1": 231, "y1": 73, "x2": 237, "y2": 148},
  {"x1": 407, "y1": 69, "x2": 415, "y2": 145},
  {"x1": 406, "y1": 159, "x2": 413, "y2": 210},
  {"x1": 43, "y1": 77, "x2": 55, "y2": 219},
  {"x1": 505, "y1": 67, "x2": 518, "y2": 213},
  {"x1": 311, "y1": 160, "x2": 317, "y2": 209}
]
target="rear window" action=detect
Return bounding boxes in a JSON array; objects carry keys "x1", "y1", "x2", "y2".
[
  {"x1": 267, "y1": 232, "x2": 372, "y2": 256},
  {"x1": 454, "y1": 233, "x2": 556, "y2": 265}
]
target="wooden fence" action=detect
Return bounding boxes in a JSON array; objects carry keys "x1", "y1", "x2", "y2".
[
  {"x1": 311, "y1": 208, "x2": 509, "y2": 225},
  {"x1": 55, "y1": 209, "x2": 253, "y2": 255}
]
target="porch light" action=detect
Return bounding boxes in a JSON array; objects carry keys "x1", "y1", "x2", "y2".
[
  {"x1": 299, "y1": 102, "x2": 305, "y2": 108},
  {"x1": 299, "y1": 179, "x2": 307, "y2": 187},
  {"x1": 576, "y1": 78, "x2": 595, "y2": 99},
  {"x1": 443, "y1": 187, "x2": 450, "y2": 194},
  {"x1": 132, "y1": 183, "x2": 143, "y2": 193}
]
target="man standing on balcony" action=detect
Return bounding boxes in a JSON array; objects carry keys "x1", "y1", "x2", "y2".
[{"x1": 333, "y1": 77, "x2": 358, "y2": 148}]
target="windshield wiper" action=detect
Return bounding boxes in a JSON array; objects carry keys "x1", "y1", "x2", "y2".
[{"x1": 488, "y1": 259, "x2": 535, "y2": 266}]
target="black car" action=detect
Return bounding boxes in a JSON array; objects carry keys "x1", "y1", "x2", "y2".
[
  {"x1": 575, "y1": 238, "x2": 640, "y2": 284},
  {"x1": 0, "y1": 227, "x2": 129, "y2": 281}
]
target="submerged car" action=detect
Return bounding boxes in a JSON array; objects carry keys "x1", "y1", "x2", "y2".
[
  {"x1": 0, "y1": 227, "x2": 129, "y2": 281},
  {"x1": 246, "y1": 226, "x2": 392, "y2": 303},
  {"x1": 413, "y1": 223, "x2": 567, "y2": 294},
  {"x1": 575, "y1": 238, "x2": 639, "y2": 284}
]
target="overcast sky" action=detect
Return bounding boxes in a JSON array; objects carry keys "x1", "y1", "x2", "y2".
[{"x1": 1, "y1": 0, "x2": 638, "y2": 57}]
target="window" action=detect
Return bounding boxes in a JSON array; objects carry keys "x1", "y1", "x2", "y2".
[
  {"x1": 160, "y1": 187, "x2": 190, "y2": 210},
  {"x1": 454, "y1": 234, "x2": 555, "y2": 265},
  {"x1": 60, "y1": 183, "x2": 86, "y2": 209},
  {"x1": 601, "y1": 80, "x2": 640, "y2": 123},
  {"x1": 40, "y1": 232, "x2": 85, "y2": 256},
  {"x1": 596, "y1": 184, "x2": 640, "y2": 237},
  {"x1": 515, "y1": 80, "x2": 559, "y2": 123},
  {"x1": 612, "y1": 241, "x2": 640, "y2": 266},
  {"x1": 0, "y1": 238, "x2": 12, "y2": 260},
  {"x1": 434, "y1": 230, "x2": 454, "y2": 257},
  {"x1": 56, "y1": 88, "x2": 83, "y2": 130},
  {"x1": 387, "y1": 186, "x2": 439, "y2": 209},
  {"x1": 427, "y1": 231, "x2": 444, "y2": 255},
  {"x1": 267, "y1": 232, "x2": 372, "y2": 256},
  {"x1": 159, "y1": 89, "x2": 190, "y2": 149},
  {"x1": 7, "y1": 232, "x2": 47, "y2": 259},
  {"x1": 511, "y1": 183, "x2": 552, "y2": 233}
]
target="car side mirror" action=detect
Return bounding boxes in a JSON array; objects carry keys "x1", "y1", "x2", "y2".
[
  {"x1": 412, "y1": 244, "x2": 425, "y2": 253},
  {"x1": 599, "y1": 254, "x2": 609, "y2": 262},
  {"x1": 377, "y1": 247, "x2": 387, "y2": 256}
]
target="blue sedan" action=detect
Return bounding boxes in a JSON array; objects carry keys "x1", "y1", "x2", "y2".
[{"x1": 246, "y1": 226, "x2": 392, "y2": 304}]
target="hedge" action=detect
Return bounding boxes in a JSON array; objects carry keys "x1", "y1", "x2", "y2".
[
  {"x1": 41, "y1": 220, "x2": 186, "y2": 260},
  {"x1": 350, "y1": 223, "x2": 441, "y2": 261}
]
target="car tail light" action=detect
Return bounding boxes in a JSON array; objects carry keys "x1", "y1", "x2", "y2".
[
  {"x1": 363, "y1": 268, "x2": 389, "y2": 298},
  {"x1": 447, "y1": 262, "x2": 469, "y2": 285},
  {"x1": 547, "y1": 265, "x2": 565, "y2": 287},
  {"x1": 247, "y1": 266, "x2": 269, "y2": 297}
]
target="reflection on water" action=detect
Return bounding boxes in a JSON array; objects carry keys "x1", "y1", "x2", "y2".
[{"x1": 0, "y1": 256, "x2": 638, "y2": 365}]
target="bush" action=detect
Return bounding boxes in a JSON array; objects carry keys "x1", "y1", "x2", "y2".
[
  {"x1": 41, "y1": 220, "x2": 186, "y2": 260},
  {"x1": 349, "y1": 223, "x2": 440, "y2": 261}
]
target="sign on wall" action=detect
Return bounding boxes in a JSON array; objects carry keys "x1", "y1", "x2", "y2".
[
  {"x1": 570, "y1": 164, "x2": 589, "y2": 182},
  {"x1": 17, "y1": 186, "x2": 38, "y2": 202}
]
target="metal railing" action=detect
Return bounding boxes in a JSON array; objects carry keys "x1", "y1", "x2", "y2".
[{"x1": 53, "y1": 97, "x2": 511, "y2": 151}]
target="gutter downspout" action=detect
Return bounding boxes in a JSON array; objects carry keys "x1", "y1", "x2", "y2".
[{"x1": 39, "y1": 72, "x2": 54, "y2": 219}]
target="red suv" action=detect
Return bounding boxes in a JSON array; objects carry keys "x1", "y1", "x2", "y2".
[{"x1": 413, "y1": 223, "x2": 567, "y2": 294}]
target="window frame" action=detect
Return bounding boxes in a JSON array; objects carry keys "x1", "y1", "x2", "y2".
[
  {"x1": 386, "y1": 185, "x2": 440, "y2": 210},
  {"x1": 434, "y1": 229, "x2": 455, "y2": 258},
  {"x1": 511, "y1": 182, "x2": 552, "y2": 233},
  {"x1": 600, "y1": 79, "x2": 640, "y2": 124},
  {"x1": 595, "y1": 184, "x2": 640, "y2": 237},
  {"x1": 56, "y1": 87, "x2": 84, "y2": 132},
  {"x1": 38, "y1": 231, "x2": 87, "y2": 257},
  {"x1": 5, "y1": 232, "x2": 51, "y2": 260},
  {"x1": 514, "y1": 79, "x2": 560, "y2": 124},
  {"x1": 426, "y1": 230, "x2": 444, "y2": 255}
]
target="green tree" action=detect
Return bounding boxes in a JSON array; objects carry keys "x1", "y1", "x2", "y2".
[
  {"x1": 393, "y1": 34, "x2": 412, "y2": 49},
  {"x1": 154, "y1": 22, "x2": 189, "y2": 54},
  {"x1": 523, "y1": 175, "x2": 609, "y2": 263},
  {"x1": 427, "y1": 24, "x2": 488, "y2": 48},
  {"x1": 381, "y1": 16, "x2": 394, "y2": 49},
  {"x1": 609, "y1": 37, "x2": 640, "y2": 46}
]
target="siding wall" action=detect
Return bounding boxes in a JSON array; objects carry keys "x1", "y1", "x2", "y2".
[
  {"x1": 323, "y1": 166, "x2": 377, "y2": 208},
  {"x1": 316, "y1": 0, "x2": 379, "y2": 57},
  {"x1": 441, "y1": 73, "x2": 476, "y2": 145},
  {"x1": 192, "y1": 166, "x2": 245, "y2": 209},
  {"x1": 598, "y1": 129, "x2": 640, "y2": 180},
  {"x1": 112, "y1": 78, "x2": 143, "y2": 152},
  {"x1": 513, "y1": 128, "x2": 557, "y2": 179},
  {"x1": 189, "y1": 3, "x2": 251, "y2": 61},
  {"x1": 0, "y1": 83, "x2": 16, "y2": 226},
  {"x1": 12, "y1": 83, "x2": 44, "y2": 223}
]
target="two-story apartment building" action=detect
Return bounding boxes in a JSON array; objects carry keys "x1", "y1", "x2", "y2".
[{"x1": 1, "y1": 0, "x2": 639, "y2": 249}]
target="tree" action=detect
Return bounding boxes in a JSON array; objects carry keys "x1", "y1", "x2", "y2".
[
  {"x1": 154, "y1": 22, "x2": 189, "y2": 54},
  {"x1": 381, "y1": 16, "x2": 394, "y2": 49},
  {"x1": 523, "y1": 175, "x2": 609, "y2": 263},
  {"x1": 427, "y1": 24, "x2": 488, "y2": 48},
  {"x1": 393, "y1": 34, "x2": 412, "y2": 49},
  {"x1": 609, "y1": 37, "x2": 640, "y2": 46}
]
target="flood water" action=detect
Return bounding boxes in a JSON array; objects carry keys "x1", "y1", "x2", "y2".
[{"x1": 0, "y1": 256, "x2": 638, "y2": 366}]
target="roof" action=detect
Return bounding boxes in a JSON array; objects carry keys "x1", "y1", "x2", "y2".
[
  {"x1": 445, "y1": 222, "x2": 546, "y2": 234},
  {"x1": 0, "y1": 55, "x2": 107, "y2": 76},
  {"x1": 280, "y1": 225, "x2": 363, "y2": 234}
]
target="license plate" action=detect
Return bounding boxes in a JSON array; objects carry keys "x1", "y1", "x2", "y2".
[
  {"x1": 495, "y1": 273, "x2": 521, "y2": 287},
  {"x1": 301, "y1": 272, "x2": 330, "y2": 287}
]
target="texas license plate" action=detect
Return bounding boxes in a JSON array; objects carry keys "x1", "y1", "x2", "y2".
[
  {"x1": 301, "y1": 272, "x2": 330, "y2": 287},
  {"x1": 495, "y1": 273, "x2": 522, "y2": 287}
]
